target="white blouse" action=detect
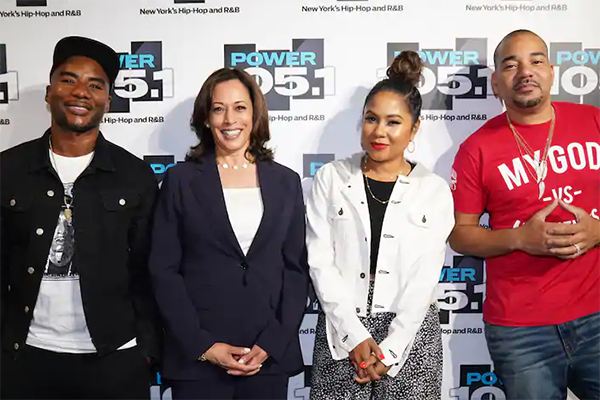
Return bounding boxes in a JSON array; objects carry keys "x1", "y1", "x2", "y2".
[{"x1": 223, "y1": 188, "x2": 264, "y2": 255}]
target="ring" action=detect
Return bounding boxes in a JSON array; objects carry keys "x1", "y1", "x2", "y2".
[{"x1": 573, "y1": 243, "x2": 581, "y2": 253}]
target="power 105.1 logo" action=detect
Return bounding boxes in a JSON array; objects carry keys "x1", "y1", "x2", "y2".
[
  {"x1": 379, "y1": 38, "x2": 492, "y2": 110},
  {"x1": 143, "y1": 155, "x2": 183, "y2": 185},
  {"x1": 110, "y1": 42, "x2": 174, "y2": 113},
  {"x1": 450, "y1": 365, "x2": 505, "y2": 400},
  {"x1": 0, "y1": 44, "x2": 19, "y2": 104},
  {"x1": 224, "y1": 39, "x2": 335, "y2": 111},
  {"x1": 437, "y1": 256, "x2": 485, "y2": 324},
  {"x1": 550, "y1": 42, "x2": 600, "y2": 108}
]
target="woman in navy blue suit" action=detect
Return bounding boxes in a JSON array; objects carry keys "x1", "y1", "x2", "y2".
[{"x1": 148, "y1": 68, "x2": 309, "y2": 400}]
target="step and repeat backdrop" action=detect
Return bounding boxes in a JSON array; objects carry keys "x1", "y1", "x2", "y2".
[{"x1": 1, "y1": 0, "x2": 598, "y2": 399}]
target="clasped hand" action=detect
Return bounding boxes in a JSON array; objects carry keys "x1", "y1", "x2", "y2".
[
  {"x1": 349, "y1": 338, "x2": 391, "y2": 384},
  {"x1": 520, "y1": 199, "x2": 600, "y2": 259},
  {"x1": 203, "y1": 343, "x2": 269, "y2": 376}
]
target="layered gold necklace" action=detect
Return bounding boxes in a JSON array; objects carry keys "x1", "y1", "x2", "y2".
[{"x1": 506, "y1": 107, "x2": 555, "y2": 200}]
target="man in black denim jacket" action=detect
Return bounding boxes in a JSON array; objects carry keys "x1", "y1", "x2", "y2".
[{"x1": 1, "y1": 36, "x2": 162, "y2": 400}]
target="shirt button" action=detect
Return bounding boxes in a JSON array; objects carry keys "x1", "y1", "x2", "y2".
[
  {"x1": 36, "y1": 228, "x2": 44, "y2": 236},
  {"x1": 47, "y1": 190, "x2": 55, "y2": 197},
  {"x1": 27, "y1": 267, "x2": 35, "y2": 275},
  {"x1": 9, "y1": 199, "x2": 16, "y2": 207},
  {"x1": 119, "y1": 199, "x2": 126, "y2": 206},
  {"x1": 24, "y1": 306, "x2": 29, "y2": 313},
  {"x1": 356, "y1": 307, "x2": 360, "y2": 313},
  {"x1": 14, "y1": 343, "x2": 19, "y2": 350},
  {"x1": 360, "y1": 273, "x2": 366, "y2": 279}
]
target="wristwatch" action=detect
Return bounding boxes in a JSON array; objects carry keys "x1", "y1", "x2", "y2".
[{"x1": 198, "y1": 352, "x2": 207, "y2": 362}]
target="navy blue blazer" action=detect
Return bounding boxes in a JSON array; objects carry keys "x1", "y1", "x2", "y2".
[{"x1": 148, "y1": 152, "x2": 309, "y2": 381}]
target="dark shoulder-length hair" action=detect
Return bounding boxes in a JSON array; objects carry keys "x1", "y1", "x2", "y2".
[{"x1": 186, "y1": 68, "x2": 273, "y2": 163}]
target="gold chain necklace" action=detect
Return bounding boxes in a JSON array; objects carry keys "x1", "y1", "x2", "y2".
[
  {"x1": 362, "y1": 155, "x2": 408, "y2": 205},
  {"x1": 48, "y1": 136, "x2": 94, "y2": 223},
  {"x1": 506, "y1": 107, "x2": 555, "y2": 200},
  {"x1": 364, "y1": 175, "x2": 391, "y2": 205}
]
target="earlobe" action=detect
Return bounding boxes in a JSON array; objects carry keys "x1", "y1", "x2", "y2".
[{"x1": 45, "y1": 85, "x2": 50, "y2": 103}]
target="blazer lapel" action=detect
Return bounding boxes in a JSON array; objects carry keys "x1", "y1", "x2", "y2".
[
  {"x1": 246, "y1": 160, "x2": 283, "y2": 260},
  {"x1": 189, "y1": 153, "x2": 245, "y2": 259}
]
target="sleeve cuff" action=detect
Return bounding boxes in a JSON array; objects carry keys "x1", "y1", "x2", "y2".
[
  {"x1": 336, "y1": 315, "x2": 371, "y2": 353},
  {"x1": 255, "y1": 318, "x2": 289, "y2": 362}
]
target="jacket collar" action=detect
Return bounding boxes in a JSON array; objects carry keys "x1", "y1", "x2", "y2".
[
  {"x1": 341, "y1": 152, "x2": 430, "y2": 185},
  {"x1": 30, "y1": 128, "x2": 116, "y2": 173}
]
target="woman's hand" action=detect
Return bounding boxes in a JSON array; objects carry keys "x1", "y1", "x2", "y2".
[
  {"x1": 349, "y1": 338, "x2": 384, "y2": 383},
  {"x1": 203, "y1": 343, "x2": 261, "y2": 375}
]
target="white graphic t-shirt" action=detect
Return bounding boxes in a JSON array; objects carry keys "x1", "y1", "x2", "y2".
[{"x1": 27, "y1": 150, "x2": 135, "y2": 353}]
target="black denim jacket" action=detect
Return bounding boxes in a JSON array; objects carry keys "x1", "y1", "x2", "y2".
[{"x1": 1, "y1": 129, "x2": 162, "y2": 362}]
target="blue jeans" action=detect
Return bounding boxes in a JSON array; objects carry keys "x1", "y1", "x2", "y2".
[{"x1": 485, "y1": 311, "x2": 600, "y2": 400}]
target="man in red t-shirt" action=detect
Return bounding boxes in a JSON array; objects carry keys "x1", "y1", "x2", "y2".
[{"x1": 450, "y1": 29, "x2": 600, "y2": 400}]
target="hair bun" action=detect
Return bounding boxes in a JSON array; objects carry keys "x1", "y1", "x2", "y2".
[{"x1": 386, "y1": 50, "x2": 423, "y2": 87}]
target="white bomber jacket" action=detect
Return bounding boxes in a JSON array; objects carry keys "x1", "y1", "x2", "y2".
[{"x1": 305, "y1": 152, "x2": 455, "y2": 377}]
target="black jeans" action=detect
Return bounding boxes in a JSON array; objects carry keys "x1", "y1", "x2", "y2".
[{"x1": 1, "y1": 345, "x2": 150, "y2": 399}]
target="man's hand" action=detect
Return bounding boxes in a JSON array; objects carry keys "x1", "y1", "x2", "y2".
[
  {"x1": 227, "y1": 345, "x2": 269, "y2": 377},
  {"x1": 515, "y1": 199, "x2": 562, "y2": 256},
  {"x1": 545, "y1": 199, "x2": 600, "y2": 260},
  {"x1": 203, "y1": 343, "x2": 261, "y2": 375}
]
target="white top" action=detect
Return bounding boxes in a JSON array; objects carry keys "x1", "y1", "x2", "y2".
[
  {"x1": 223, "y1": 188, "x2": 263, "y2": 255},
  {"x1": 305, "y1": 152, "x2": 455, "y2": 377},
  {"x1": 26, "y1": 150, "x2": 136, "y2": 353}
]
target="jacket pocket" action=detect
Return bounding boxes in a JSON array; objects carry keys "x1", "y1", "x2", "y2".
[
  {"x1": 407, "y1": 208, "x2": 431, "y2": 229},
  {"x1": 1, "y1": 192, "x2": 33, "y2": 213},
  {"x1": 100, "y1": 191, "x2": 141, "y2": 212}
]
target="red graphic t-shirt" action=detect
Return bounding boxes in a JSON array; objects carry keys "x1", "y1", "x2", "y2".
[{"x1": 451, "y1": 101, "x2": 600, "y2": 326}]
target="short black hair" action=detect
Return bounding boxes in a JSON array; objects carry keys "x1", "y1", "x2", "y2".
[{"x1": 493, "y1": 29, "x2": 549, "y2": 69}]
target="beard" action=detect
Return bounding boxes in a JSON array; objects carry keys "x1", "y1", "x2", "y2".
[
  {"x1": 52, "y1": 104, "x2": 104, "y2": 134},
  {"x1": 513, "y1": 95, "x2": 543, "y2": 109}
]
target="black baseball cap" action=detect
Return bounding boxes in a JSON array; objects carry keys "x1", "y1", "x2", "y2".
[{"x1": 49, "y1": 36, "x2": 120, "y2": 87}]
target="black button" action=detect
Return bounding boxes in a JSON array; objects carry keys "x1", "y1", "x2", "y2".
[
  {"x1": 355, "y1": 307, "x2": 360, "y2": 313},
  {"x1": 240, "y1": 262, "x2": 248, "y2": 270},
  {"x1": 360, "y1": 273, "x2": 366, "y2": 279}
]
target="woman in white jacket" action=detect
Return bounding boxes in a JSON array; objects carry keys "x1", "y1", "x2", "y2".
[{"x1": 305, "y1": 51, "x2": 455, "y2": 399}]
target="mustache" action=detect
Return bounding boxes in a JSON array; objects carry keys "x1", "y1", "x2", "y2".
[{"x1": 514, "y1": 78, "x2": 539, "y2": 90}]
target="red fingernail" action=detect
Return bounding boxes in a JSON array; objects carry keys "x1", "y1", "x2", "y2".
[
  {"x1": 379, "y1": 354, "x2": 385, "y2": 360},
  {"x1": 360, "y1": 362, "x2": 367, "y2": 369}
]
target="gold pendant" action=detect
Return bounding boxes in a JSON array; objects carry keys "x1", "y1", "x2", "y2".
[{"x1": 64, "y1": 208, "x2": 72, "y2": 222}]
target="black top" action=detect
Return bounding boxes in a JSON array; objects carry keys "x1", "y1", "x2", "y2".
[
  {"x1": 364, "y1": 163, "x2": 416, "y2": 275},
  {"x1": 364, "y1": 176, "x2": 396, "y2": 275}
]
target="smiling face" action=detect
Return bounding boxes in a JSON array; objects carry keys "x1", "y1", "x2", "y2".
[
  {"x1": 46, "y1": 56, "x2": 110, "y2": 134},
  {"x1": 360, "y1": 90, "x2": 419, "y2": 163},
  {"x1": 492, "y1": 32, "x2": 554, "y2": 111},
  {"x1": 208, "y1": 79, "x2": 254, "y2": 157}
]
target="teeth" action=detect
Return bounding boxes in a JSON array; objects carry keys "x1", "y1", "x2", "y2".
[{"x1": 221, "y1": 130, "x2": 241, "y2": 136}]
